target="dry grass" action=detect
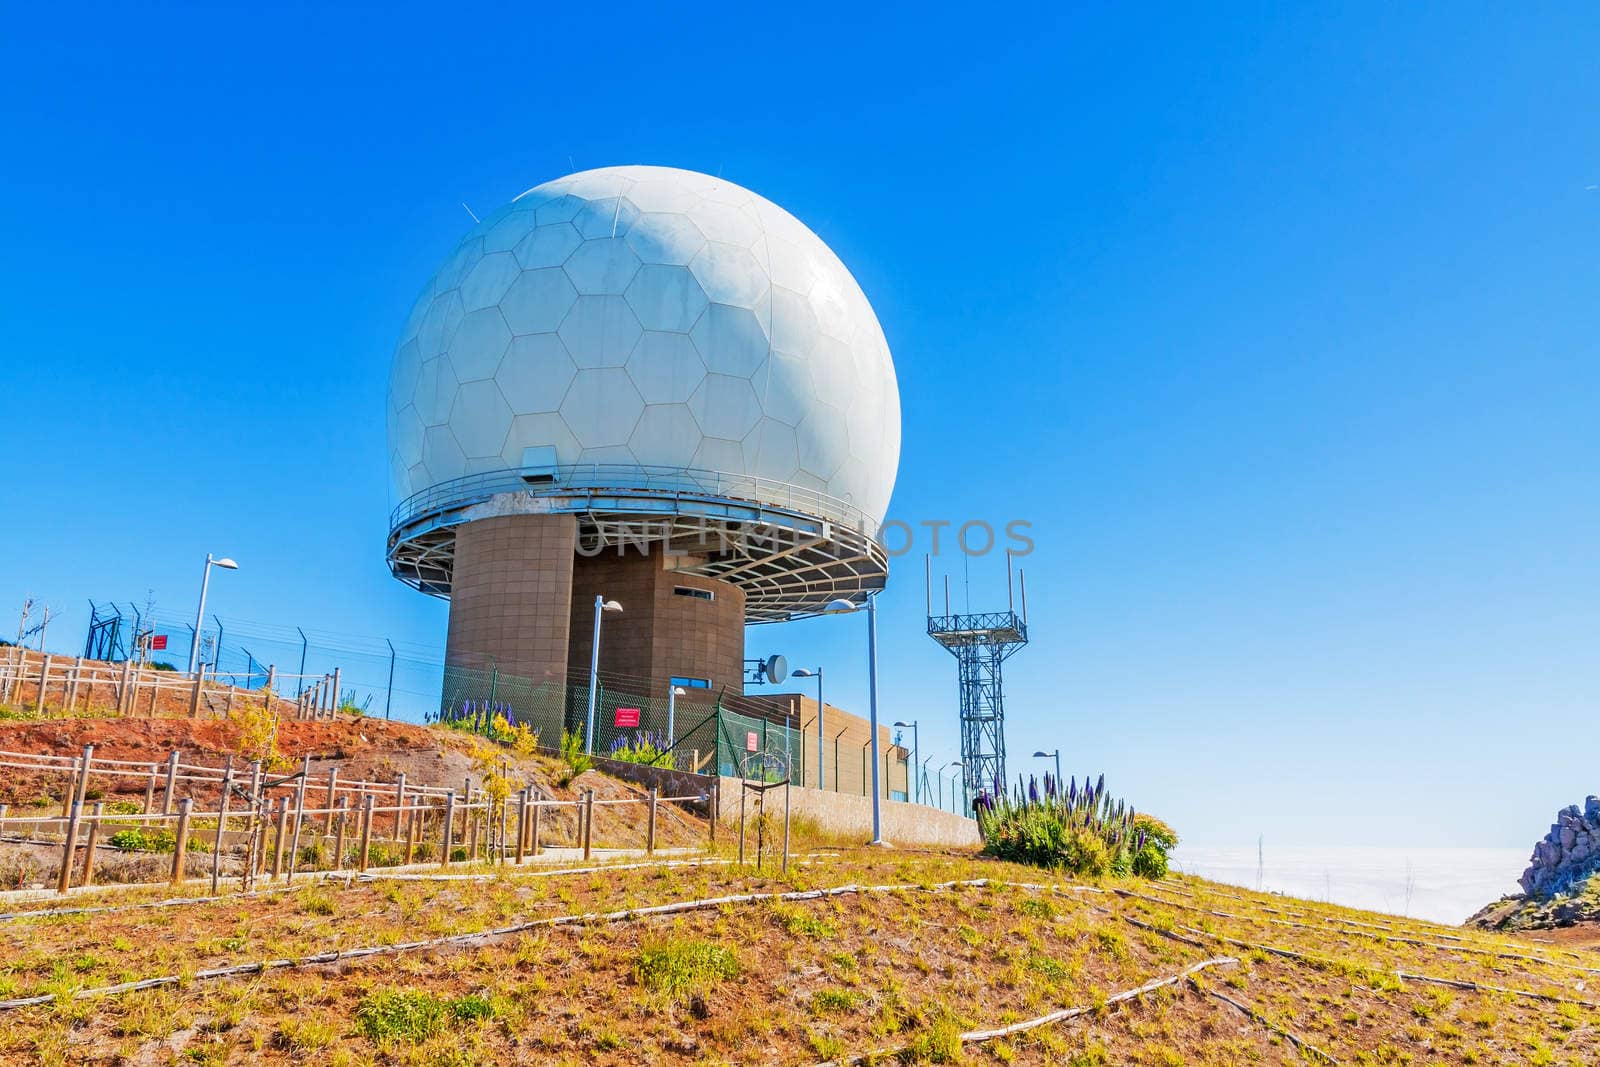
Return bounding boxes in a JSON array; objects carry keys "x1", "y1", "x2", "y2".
[{"x1": 0, "y1": 847, "x2": 1593, "y2": 1065}]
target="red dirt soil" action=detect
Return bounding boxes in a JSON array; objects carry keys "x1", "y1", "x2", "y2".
[{"x1": 0, "y1": 715, "x2": 709, "y2": 849}]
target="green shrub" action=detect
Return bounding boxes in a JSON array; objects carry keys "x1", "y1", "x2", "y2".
[
  {"x1": 635, "y1": 939, "x2": 738, "y2": 1000},
  {"x1": 108, "y1": 828, "x2": 177, "y2": 853},
  {"x1": 106, "y1": 800, "x2": 143, "y2": 816},
  {"x1": 354, "y1": 989, "x2": 496, "y2": 1043},
  {"x1": 975, "y1": 774, "x2": 1175, "y2": 881},
  {"x1": 557, "y1": 728, "x2": 593, "y2": 786}
]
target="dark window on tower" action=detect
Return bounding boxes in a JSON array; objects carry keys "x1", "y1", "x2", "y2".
[{"x1": 673, "y1": 586, "x2": 714, "y2": 601}]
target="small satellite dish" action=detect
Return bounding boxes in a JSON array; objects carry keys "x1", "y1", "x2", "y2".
[{"x1": 764, "y1": 654, "x2": 788, "y2": 685}]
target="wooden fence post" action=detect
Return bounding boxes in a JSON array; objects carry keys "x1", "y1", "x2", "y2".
[
  {"x1": 330, "y1": 668, "x2": 342, "y2": 717},
  {"x1": 514, "y1": 789, "x2": 527, "y2": 865},
  {"x1": 271, "y1": 799, "x2": 289, "y2": 878},
  {"x1": 116, "y1": 658, "x2": 133, "y2": 715},
  {"x1": 287, "y1": 756, "x2": 310, "y2": 880},
  {"x1": 65, "y1": 657, "x2": 82, "y2": 712},
  {"x1": 82, "y1": 802, "x2": 104, "y2": 887},
  {"x1": 647, "y1": 787, "x2": 658, "y2": 857},
  {"x1": 162, "y1": 750, "x2": 180, "y2": 815},
  {"x1": 709, "y1": 778, "x2": 718, "y2": 845},
  {"x1": 73, "y1": 744, "x2": 94, "y2": 812},
  {"x1": 404, "y1": 801, "x2": 419, "y2": 865},
  {"x1": 35, "y1": 654, "x2": 52, "y2": 713},
  {"x1": 358, "y1": 794, "x2": 374, "y2": 872},
  {"x1": 323, "y1": 767, "x2": 339, "y2": 832},
  {"x1": 333, "y1": 797, "x2": 349, "y2": 869},
  {"x1": 211, "y1": 765, "x2": 234, "y2": 894},
  {"x1": 171, "y1": 799, "x2": 193, "y2": 885},
  {"x1": 530, "y1": 796, "x2": 542, "y2": 858},
  {"x1": 143, "y1": 764, "x2": 157, "y2": 812},
  {"x1": 441, "y1": 792, "x2": 455, "y2": 868},
  {"x1": 57, "y1": 801, "x2": 83, "y2": 894},
  {"x1": 394, "y1": 772, "x2": 407, "y2": 838}
]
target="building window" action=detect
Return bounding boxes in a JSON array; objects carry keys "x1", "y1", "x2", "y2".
[
  {"x1": 671, "y1": 676, "x2": 710, "y2": 689},
  {"x1": 673, "y1": 586, "x2": 714, "y2": 601}
]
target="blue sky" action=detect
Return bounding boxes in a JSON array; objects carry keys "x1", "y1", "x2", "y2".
[{"x1": 3, "y1": 3, "x2": 1596, "y2": 849}]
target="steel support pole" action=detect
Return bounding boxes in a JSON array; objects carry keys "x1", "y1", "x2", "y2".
[{"x1": 584, "y1": 596, "x2": 602, "y2": 754}]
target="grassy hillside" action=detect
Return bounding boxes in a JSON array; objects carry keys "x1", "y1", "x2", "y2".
[{"x1": 0, "y1": 844, "x2": 1593, "y2": 1065}]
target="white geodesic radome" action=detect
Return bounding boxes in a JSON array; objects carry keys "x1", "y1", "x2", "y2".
[{"x1": 386, "y1": 165, "x2": 901, "y2": 527}]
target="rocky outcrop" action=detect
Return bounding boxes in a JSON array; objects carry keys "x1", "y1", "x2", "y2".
[{"x1": 1518, "y1": 796, "x2": 1600, "y2": 898}]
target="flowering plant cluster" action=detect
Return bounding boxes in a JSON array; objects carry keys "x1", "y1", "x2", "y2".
[{"x1": 975, "y1": 772, "x2": 1176, "y2": 879}]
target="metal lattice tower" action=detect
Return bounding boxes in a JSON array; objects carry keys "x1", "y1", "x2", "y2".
[{"x1": 926, "y1": 555, "x2": 1030, "y2": 811}]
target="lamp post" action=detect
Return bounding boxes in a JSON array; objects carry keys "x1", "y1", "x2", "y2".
[
  {"x1": 920, "y1": 756, "x2": 934, "y2": 809},
  {"x1": 667, "y1": 685, "x2": 686, "y2": 749},
  {"x1": 893, "y1": 720, "x2": 919, "y2": 804},
  {"x1": 583, "y1": 596, "x2": 623, "y2": 754},
  {"x1": 832, "y1": 726, "x2": 847, "y2": 793},
  {"x1": 1032, "y1": 749, "x2": 1061, "y2": 786},
  {"x1": 823, "y1": 595, "x2": 884, "y2": 845},
  {"x1": 942, "y1": 761, "x2": 963, "y2": 814},
  {"x1": 791, "y1": 667, "x2": 823, "y2": 789},
  {"x1": 188, "y1": 554, "x2": 238, "y2": 676}
]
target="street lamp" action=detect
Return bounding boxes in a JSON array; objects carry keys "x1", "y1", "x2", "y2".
[
  {"x1": 823, "y1": 596, "x2": 885, "y2": 845},
  {"x1": 893, "y1": 720, "x2": 919, "y2": 804},
  {"x1": 1032, "y1": 749, "x2": 1062, "y2": 786},
  {"x1": 939, "y1": 760, "x2": 962, "y2": 813},
  {"x1": 791, "y1": 667, "x2": 824, "y2": 789},
  {"x1": 583, "y1": 596, "x2": 623, "y2": 754},
  {"x1": 667, "y1": 685, "x2": 687, "y2": 748},
  {"x1": 188, "y1": 554, "x2": 238, "y2": 676}
]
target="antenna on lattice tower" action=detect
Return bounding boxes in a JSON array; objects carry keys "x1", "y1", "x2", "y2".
[{"x1": 926, "y1": 554, "x2": 1031, "y2": 810}]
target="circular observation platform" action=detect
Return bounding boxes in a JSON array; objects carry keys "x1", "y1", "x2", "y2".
[{"x1": 387, "y1": 464, "x2": 889, "y2": 623}]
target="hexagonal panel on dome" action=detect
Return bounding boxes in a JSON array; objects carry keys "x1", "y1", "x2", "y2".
[
  {"x1": 624, "y1": 213, "x2": 706, "y2": 266},
  {"x1": 558, "y1": 295, "x2": 642, "y2": 368},
  {"x1": 390, "y1": 339, "x2": 423, "y2": 406},
  {"x1": 482, "y1": 209, "x2": 541, "y2": 254},
  {"x1": 459, "y1": 252, "x2": 521, "y2": 312},
  {"x1": 688, "y1": 373, "x2": 762, "y2": 441},
  {"x1": 626, "y1": 331, "x2": 705, "y2": 404},
  {"x1": 563, "y1": 238, "x2": 641, "y2": 295},
  {"x1": 572, "y1": 197, "x2": 640, "y2": 240},
  {"x1": 496, "y1": 334, "x2": 578, "y2": 415},
  {"x1": 747, "y1": 351, "x2": 813, "y2": 427},
  {"x1": 690, "y1": 436, "x2": 745, "y2": 475},
  {"x1": 535, "y1": 195, "x2": 584, "y2": 226},
  {"x1": 422, "y1": 425, "x2": 466, "y2": 483},
  {"x1": 446, "y1": 308, "x2": 512, "y2": 383},
  {"x1": 797, "y1": 411, "x2": 850, "y2": 481},
  {"x1": 688, "y1": 242, "x2": 769, "y2": 307},
  {"x1": 628, "y1": 403, "x2": 702, "y2": 469},
  {"x1": 413, "y1": 357, "x2": 459, "y2": 426},
  {"x1": 622, "y1": 179, "x2": 701, "y2": 215},
  {"x1": 625, "y1": 264, "x2": 708, "y2": 333},
  {"x1": 448, "y1": 380, "x2": 514, "y2": 459},
  {"x1": 743, "y1": 417, "x2": 800, "y2": 482},
  {"x1": 690, "y1": 302, "x2": 769, "y2": 378},
  {"x1": 417, "y1": 290, "x2": 464, "y2": 360},
  {"x1": 500, "y1": 268, "x2": 578, "y2": 335},
  {"x1": 768, "y1": 285, "x2": 819, "y2": 354},
  {"x1": 513, "y1": 222, "x2": 582, "y2": 270},
  {"x1": 560, "y1": 367, "x2": 644, "y2": 448},
  {"x1": 501, "y1": 412, "x2": 581, "y2": 469},
  {"x1": 393, "y1": 404, "x2": 424, "y2": 463}
]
